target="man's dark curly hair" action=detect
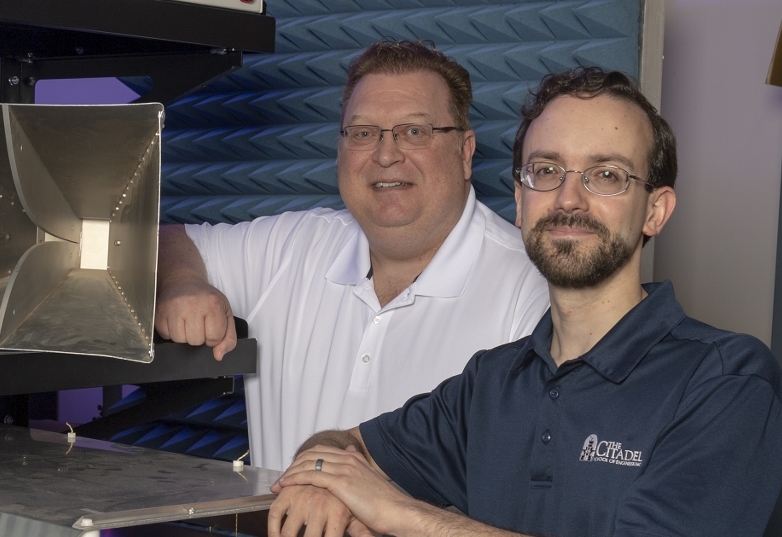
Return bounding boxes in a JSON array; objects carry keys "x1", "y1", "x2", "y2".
[{"x1": 512, "y1": 67, "x2": 677, "y2": 193}]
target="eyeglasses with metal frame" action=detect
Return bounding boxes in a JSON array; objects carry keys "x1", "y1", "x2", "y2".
[
  {"x1": 339, "y1": 123, "x2": 464, "y2": 151},
  {"x1": 513, "y1": 162, "x2": 650, "y2": 197}
]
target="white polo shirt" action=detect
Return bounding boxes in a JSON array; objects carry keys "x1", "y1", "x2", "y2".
[{"x1": 187, "y1": 188, "x2": 549, "y2": 471}]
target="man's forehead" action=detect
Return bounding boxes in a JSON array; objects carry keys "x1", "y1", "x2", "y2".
[
  {"x1": 523, "y1": 94, "x2": 653, "y2": 169},
  {"x1": 537, "y1": 94, "x2": 647, "y2": 125},
  {"x1": 344, "y1": 71, "x2": 451, "y2": 122}
]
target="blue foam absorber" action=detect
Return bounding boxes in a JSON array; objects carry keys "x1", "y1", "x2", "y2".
[
  {"x1": 161, "y1": 0, "x2": 642, "y2": 226},
  {"x1": 151, "y1": 0, "x2": 644, "y2": 462}
]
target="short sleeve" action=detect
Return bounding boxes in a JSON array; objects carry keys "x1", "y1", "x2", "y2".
[
  {"x1": 614, "y1": 373, "x2": 782, "y2": 537},
  {"x1": 360, "y1": 350, "x2": 486, "y2": 511},
  {"x1": 185, "y1": 212, "x2": 307, "y2": 319}
]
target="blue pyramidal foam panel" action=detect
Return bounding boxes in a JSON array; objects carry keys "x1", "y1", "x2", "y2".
[
  {"x1": 160, "y1": 0, "x2": 643, "y2": 225},
  {"x1": 145, "y1": 0, "x2": 644, "y2": 462}
]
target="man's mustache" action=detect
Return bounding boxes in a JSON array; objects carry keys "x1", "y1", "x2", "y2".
[{"x1": 532, "y1": 212, "x2": 610, "y2": 237}]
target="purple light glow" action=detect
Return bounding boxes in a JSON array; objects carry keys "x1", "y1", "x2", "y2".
[{"x1": 35, "y1": 77, "x2": 140, "y2": 104}]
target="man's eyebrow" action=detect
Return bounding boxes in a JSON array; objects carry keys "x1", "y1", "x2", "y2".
[
  {"x1": 588, "y1": 153, "x2": 639, "y2": 171},
  {"x1": 525, "y1": 150, "x2": 563, "y2": 163},
  {"x1": 524, "y1": 150, "x2": 639, "y2": 171},
  {"x1": 346, "y1": 112, "x2": 434, "y2": 125}
]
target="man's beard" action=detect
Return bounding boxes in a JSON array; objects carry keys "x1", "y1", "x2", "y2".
[{"x1": 525, "y1": 212, "x2": 635, "y2": 289}]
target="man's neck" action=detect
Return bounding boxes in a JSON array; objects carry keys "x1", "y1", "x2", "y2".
[
  {"x1": 369, "y1": 246, "x2": 438, "y2": 308},
  {"x1": 547, "y1": 267, "x2": 647, "y2": 367}
]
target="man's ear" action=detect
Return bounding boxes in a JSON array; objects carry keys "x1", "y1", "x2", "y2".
[
  {"x1": 643, "y1": 186, "x2": 676, "y2": 238},
  {"x1": 461, "y1": 129, "x2": 476, "y2": 181},
  {"x1": 514, "y1": 180, "x2": 523, "y2": 229}
]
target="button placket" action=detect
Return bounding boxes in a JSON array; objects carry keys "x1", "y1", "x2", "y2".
[
  {"x1": 529, "y1": 379, "x2": 565, "y2": 485},
  {"x1": 348, "y1": 310, "x2": 393, "y2": 390},
  {"x1": 541, "y1": 385, "x2": 561, "y2": 444}
]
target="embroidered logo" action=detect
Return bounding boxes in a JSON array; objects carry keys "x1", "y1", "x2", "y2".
[{"x1": 579, "y1": 434, "x2": 643, "y2": 467}]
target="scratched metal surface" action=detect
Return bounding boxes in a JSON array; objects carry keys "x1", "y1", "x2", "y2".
[
  {"x1": 3, "y1": 105, "x2": 82, "y2": 244},
  {"x1": 0, "y1": 426, "x2": 279, "y2": 533},
  {"x1": 0, "y1": 119, "x2": 37, "y2": 280},
  {"x1": 0, "y1": 103, "x2": 162, "y2": 361},
  {"x1": 0, "y1": 269, "x2": 149, "y2": 361},
  {"x1": 0, "y1": 240, "x2": 79, "y2": 346}
]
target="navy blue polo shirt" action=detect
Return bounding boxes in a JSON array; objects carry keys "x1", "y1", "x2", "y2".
[{"x1": 360, "y1": 281, "x2": 782, "y2": 537}]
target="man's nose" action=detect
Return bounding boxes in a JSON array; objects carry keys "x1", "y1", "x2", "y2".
[
  {"x1": 372, "y1": 133, "x2": 404, "y2": 166},
  {"x1": 553, "y1": 171, "x2": 589, "y2": 212}
]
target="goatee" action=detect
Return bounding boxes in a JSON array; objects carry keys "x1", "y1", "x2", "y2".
[{"x1": 525, "y1": 212, "x2": 634, "y2": 288}]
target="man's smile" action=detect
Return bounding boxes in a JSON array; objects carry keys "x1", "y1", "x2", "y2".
[{"x1": 373, "y1": 181, "x2": 411, "y2": 188}]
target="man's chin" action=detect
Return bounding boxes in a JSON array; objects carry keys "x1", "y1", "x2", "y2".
[
  {"x1": 360, "y1": 212, "x2": 418, "y2": 231},
  {"x1": 527, "y1": 237, "x2": 634, "y2": 289}
]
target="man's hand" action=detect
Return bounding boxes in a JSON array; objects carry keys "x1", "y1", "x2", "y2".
[
  {"x1": 268, "y1": 481, "x2": 372, "y2": 537},
  {"x1": 155, "y1": 277, "x2": 237, "y2": 361},
  {"x1": 271, "y1": 441, "x2": 527, "y2": 537},
  {"x1": 156, "y1": 224, "x2": 237, "y2": 361},
  {"x1": 271, "y1": 445, "x2": 412, "y2": 536}
]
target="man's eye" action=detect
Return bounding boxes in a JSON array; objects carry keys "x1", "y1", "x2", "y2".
[
  {"x1": 594, "y1": 169, "x2": 620, "y2": 182},
  {"x1": 356, "y1": 130, "x2": 373, "y2": 138},
  {"x1": 535, "y1": 166, "x2": 558, "y2": 177},
  {"x1": 404, "y1": 126, "x2": 424, "y2": 137}
]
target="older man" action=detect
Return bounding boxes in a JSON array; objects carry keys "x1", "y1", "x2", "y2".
[
  {"x1": 270, "y1": 67, "x2": 782, "y2": 537},
  {"x1": 155, "y1": 40, "x2": 548, "y2": 471}
]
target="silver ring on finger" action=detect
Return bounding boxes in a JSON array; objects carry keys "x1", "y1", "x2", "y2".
[{"x1": 315, "y1": 458, "x2": 323, "y2": 472}]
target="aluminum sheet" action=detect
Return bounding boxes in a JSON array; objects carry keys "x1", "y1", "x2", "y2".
[
  {"x1": 2, "y1": 104, "x2": 164, "y2": 221},
  {"x1": 0, "y1": 426, "x2": 279, "y2": 533},
  {"x1": 3, "y1": 105, "x2": 81, "y2": 243},
  {"x1": 0, "y1": 269, "x2": 152, "y2": 361},
  {"x1": 106, "y1": 128, "x2": 161, "y2": 358},
  {"x1": 0, "y1": 103, "x2": 162, "y2": 361},
  {"x1": 0, "y1": 121, "x2": 37, "y2": 279},
  {"x1": 0, "y1": 240, "x2": 78, "y2": 343}
]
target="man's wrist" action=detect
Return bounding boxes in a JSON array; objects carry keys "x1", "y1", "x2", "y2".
[{"x1": 295, "y1": 429, "x2": 368, "y2": 460}]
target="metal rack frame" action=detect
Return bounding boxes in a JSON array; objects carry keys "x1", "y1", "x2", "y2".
[
  {"x1": 0, "y1": 0, "x2": 272, "y2": 427},
  {"x1": 0, "y1": 0, "x2": 275, "y2": 104}
]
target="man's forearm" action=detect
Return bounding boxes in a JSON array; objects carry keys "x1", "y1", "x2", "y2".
[
  {"x1": 158, "y1": 224, "x2": 208, "y2": 287},
  {"x1": 398, "y1": 500, "x2": 533, "y2": 537},
  {"x1": 155, "y1": 224, "x2": 237, "y2": 358}
]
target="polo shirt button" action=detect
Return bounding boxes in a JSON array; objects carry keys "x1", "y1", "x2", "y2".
[
  {"x1": 373, "y1": 316, "x2": 381, "y2": 325},
  {"x1": 362, "y1": 354, "x2": 370, "y2": 363},
  {"x1": 541, "y1": 430, "x2": 552, "y2": 444},
  {"x1": 549, "y1": 388, "x2": 560, "y2": 399}
]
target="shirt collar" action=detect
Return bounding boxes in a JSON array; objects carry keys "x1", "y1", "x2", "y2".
[
  {"x1": 413, "y1": 187, "x2": 483, "y2": 298},
  {"x1": 326, "y1": 187, "x2": 484, "y2": 299},
  {"x1": 325, "y1": 216, "x2": 371, "y2": 285},
  {"x1": 514, "y1": 280, "x2": 687, "y2": 382}
]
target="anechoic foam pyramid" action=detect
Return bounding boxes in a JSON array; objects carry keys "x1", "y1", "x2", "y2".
[
  {"x1": 144, "y1": 0, "x2": 646, "y2": 464},
  {"x1": 160, "y1": 0, "x2": 643, "y2": 225}
]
